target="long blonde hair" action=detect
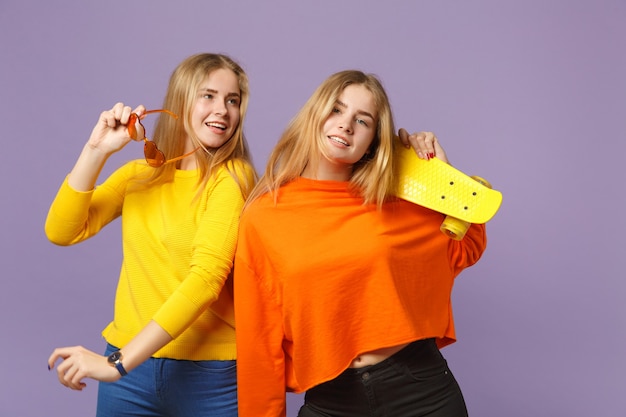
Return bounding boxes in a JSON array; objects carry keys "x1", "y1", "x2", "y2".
[
  {"x1": 247, "y1": 70, "x2": 396, "y2": 208},
  {"x1": 146, "y1": 53, "x2": 255, "y2": 198}
]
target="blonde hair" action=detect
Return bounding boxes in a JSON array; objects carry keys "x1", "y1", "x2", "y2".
[
  {"x1": 145, "y1": 53, "x2": 255, "y2": 198},
  {"x1": 247, "y1": 70, "x2": 396, "y2": 208}
]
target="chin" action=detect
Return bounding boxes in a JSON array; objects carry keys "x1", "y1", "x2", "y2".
[{"x1": 202, "y1": 139, "x2": 229, "y2": 149}]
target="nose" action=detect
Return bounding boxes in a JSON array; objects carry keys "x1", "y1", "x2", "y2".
[
  {"x1": 214, "y1": 100, "x2": 227, "y2": 116},
  {"x1": 339, "y1": 116, "x2": 353, "y2": 134}
]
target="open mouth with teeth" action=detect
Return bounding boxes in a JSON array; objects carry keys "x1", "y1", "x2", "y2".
[
  {"x1": 206, "y1": 122, "x2": 227, "y2": 131},
  {"x1": 329, "y1": 136, "x2": 349, "y2": 146}
]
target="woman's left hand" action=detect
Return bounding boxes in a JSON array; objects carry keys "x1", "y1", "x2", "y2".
[
  {"x1": 48, "y1": 345, "x2": 121, "y2": 390},
  {"x1": 398, "y1": 128, "x2": 449, "y2": 164}
]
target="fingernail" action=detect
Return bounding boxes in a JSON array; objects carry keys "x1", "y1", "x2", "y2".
[
  {"x1": 429, "y1": 153, "x2": 435, "y2": 159},
  {"x1": 48, "y1": 365, "x2": 51, "y2": 370}
]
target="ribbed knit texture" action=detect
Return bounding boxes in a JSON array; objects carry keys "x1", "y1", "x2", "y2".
[
  {"x1": 234, "y1": 177, "x2": 487, "y2": 416},
  {"x1": 46, "y1": 159, "x2": 255, "y2": 360}
]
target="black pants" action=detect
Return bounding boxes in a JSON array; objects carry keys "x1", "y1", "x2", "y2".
[{"x1": 297, "y1": 339, "x2": 468, "y2": 417}]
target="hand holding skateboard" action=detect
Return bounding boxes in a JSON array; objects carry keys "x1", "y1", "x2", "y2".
[{"x1": 393, "y1": 138, "x2": 503, "y2": 240}]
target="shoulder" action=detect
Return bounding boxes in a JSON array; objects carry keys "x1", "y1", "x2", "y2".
[
  {"x1": 209, "y1": 159, "x2": 256, "y2": 188},
  {"x1": 113, "y1": 159, "x2": 152, "y2": 175},
  {"x1": 240, "y1": 189, "x2": 275, "y2": 225},
  {"x1": 101, "y1": 159, "x2": 153, "y2": 185},
  {"x1": 222, "y1": 158, "x2": 256, "y2": 179},
  {"x1": 211, "y1": 159, "x2": 257, "y2": 199}
]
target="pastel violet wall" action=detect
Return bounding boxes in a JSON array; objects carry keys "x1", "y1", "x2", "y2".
[{"x1": 1, "y1": 1, "x2": 624, "y2": 416}]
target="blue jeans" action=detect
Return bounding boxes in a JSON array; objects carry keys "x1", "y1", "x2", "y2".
[
  {"x1": 298, "y1": 339, "x2": 468, "y2": 417},
  {"x1": 97, "y1": 344, "x2": 237, "y2": 417}
]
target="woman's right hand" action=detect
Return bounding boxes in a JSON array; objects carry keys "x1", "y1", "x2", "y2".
[
  {"x1": 66, "y1": 102, "x2": 147, "y2": 191},
  {"x1": 86, "y1": 102, "x2": 146, "y2": 156}
]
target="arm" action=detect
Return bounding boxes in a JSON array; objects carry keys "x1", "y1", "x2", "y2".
[
  {"x1": 448, "y1": 223, "x2": 487, "y2": 275},
  {"x1": 45, "y1": 103, "x2": 167, "y2": 389},
  {"x1": 45, "y1": 103, "x2": 146, "y2": 245},
  {"x1": 398, "y1": 128, "x2": 487, "y2": 271},
  {"x1": 44, "y1": 163, "x2": 140, "y2": 245},
  {"x1": 47, "y1": 321, "x2": 171, "y2": 390},
  {"x1": 152, "y1": 165, "x2": 250, "y2": 337},
  {"x1": 48, "y1": 165, "x2": 252, "y2": 390},
  {"x1": 47, "y1": 169, "x2": 248, "y2": 389},
  {"x1": 68, "y1": 102, "x2": 143, "y2": 191},
  {"x1": 235, "y1": 222, "x2": 288, "y2": 417}
]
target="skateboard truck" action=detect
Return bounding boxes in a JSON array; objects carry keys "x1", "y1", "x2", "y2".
[{"x1": 440, "y1": 175, "x2": 493, "y2": 240}]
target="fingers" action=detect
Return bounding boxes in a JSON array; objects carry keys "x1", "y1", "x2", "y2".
[
  {"x1": 47, "y1": 347, "x2": 67, "y2": 371},
  {"x1": 99, "y1": 102, "x2": 148, "y2": 129},
  {"x1": 111, "y1": 102, "x2": 134, "y2": 125},
  {"x1": 432, "y1": 138, "x2": 449, "y2": 164},
  {"x1": 96, "y1": 103, "x2": 131, "y2": 132},
  {"x1": 48, "y1": 346, "x2": 89, "y2": 391},
  {"x1": 58, "y1": 359, "x2": 87, "y2": 390},
  {"x1": 92, "y1": 103, "x2": 143, "y2": 144},
  {"x1": 398, "y1": 129, "x2": 442, "y2": 160},
  {"x1": 132, "y1": 104, "x2": 147, "y2": 119},
  {"x1": 398, "y1": 128, "x2": 410, "y2": 146}
]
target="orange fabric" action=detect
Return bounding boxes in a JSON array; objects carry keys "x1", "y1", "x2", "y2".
[{"x1": 234, "y1": 177, "x2": 487, "y2": 417}]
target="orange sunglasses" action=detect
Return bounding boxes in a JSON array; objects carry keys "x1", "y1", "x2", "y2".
[{"x1": 128, "y1": 109, "x2": 199, "y2": 167}]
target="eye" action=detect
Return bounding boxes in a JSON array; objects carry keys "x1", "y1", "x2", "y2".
[
  {"x1": 331, "y1": 107, "x2": 341, "y2": 114},
  {"x1": 227, "y1": 98, "x2": 240, "y2": 106},
  {"x1": 202, "y1": 93, "x2": 214, "y2": 100},
  {"x1": 356, "y1": 118, "x2": 368, "y2": 127}
]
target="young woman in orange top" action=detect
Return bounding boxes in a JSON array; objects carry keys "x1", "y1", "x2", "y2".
[{"x1": 234, "y1": 70, "x2": 487, "y2": 417}]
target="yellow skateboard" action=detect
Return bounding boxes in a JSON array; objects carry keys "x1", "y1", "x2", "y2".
[{"x1": 393, "y1": 143, "x2": 503, "y2": 240}]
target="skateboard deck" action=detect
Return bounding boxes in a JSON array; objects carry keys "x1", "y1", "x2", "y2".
[{"x1": 394, "y1": 144, "x2": 502, "y2": 224}]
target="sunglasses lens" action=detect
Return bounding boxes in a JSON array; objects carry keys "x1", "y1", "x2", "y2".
[
  {"x1": 144, "y1": 141, "x2": 165, "y2": 167},
  {"x1": 128, "y1": 114, "x2": 137, "y2": 140},
  {"x1": 129, "y1": 114, "x2": 148, "y2": 141},
  {"x1": 134, "y1": 110, "x2": 178, "y2": 167}
]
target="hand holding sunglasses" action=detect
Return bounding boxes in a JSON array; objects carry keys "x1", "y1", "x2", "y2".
[{"x1": 128, "y1": 109, "x2": 199, "y2": 167}]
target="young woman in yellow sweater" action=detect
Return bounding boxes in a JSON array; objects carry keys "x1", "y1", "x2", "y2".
[
  {"x1": 46, "y1": 53, "x2": 256, "y2": 417},
  {"x1": 234, "y1": 70, "x2": 487, "y2": 416}
]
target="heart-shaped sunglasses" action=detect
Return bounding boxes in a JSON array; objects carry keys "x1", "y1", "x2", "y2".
[{"x1": 128, "y1": 109, "x2": 199, "y2": 167}]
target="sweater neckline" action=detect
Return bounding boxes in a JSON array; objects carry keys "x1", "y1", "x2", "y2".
[
  {"x1": 293, "y1": 176, "x2": 350, "y2": 190},
  {"x1": 174, "y1": 168, "x2": 200, "y2": 179}
]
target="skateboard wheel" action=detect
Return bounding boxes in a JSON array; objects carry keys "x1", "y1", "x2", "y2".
[
  {"x1": 470, "y1": 176, "x2": 492, "y2": 189},
  {"x1": 440, "y1": 176, "x2": 492, "y2": 240},
  {"x1": 440, "y1": 216, "x2": 470, "y2": 241}
]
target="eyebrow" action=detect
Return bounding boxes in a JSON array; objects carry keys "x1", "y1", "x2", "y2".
[
  {"x1": 336, "y1": 99, "x2": 375, "y2": 120},
  {"x1": 200, "y1": 88, "x2": 241, "y2": 98}
]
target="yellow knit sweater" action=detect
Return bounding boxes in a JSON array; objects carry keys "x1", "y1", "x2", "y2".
[{"x1": 46, "y1": 159, "x2": 256, "y2": 360}]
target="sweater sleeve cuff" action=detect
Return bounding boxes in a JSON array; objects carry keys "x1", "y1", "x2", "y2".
[{"x1": 152, "y1": 290, "x2": 199, "y2": 338}]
